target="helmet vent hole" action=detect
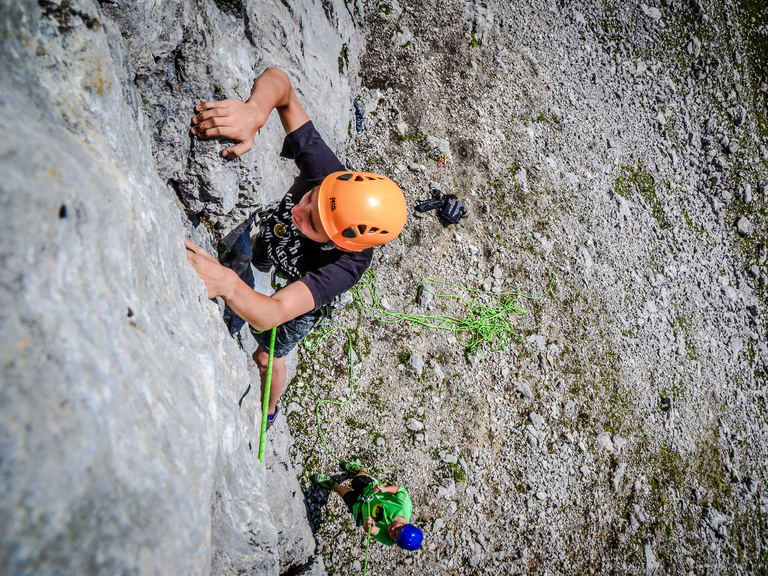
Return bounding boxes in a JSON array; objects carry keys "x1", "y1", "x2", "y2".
[
  {"x1": 357, "y1": 224, "x2": 367, "y2": 235},
  {"x1": 368, "y1": 227, "x2": 379, "y2": 234},
  {"x1": 342, "y1": 227, "x2": 358, "y2": 238},
  {"x1": 354, "y1": 175, "x2": 365, "y2": 181},
  {"x1": 338, "y1": 173, "x2": 354, "y2": 181},
  {"x1": 379, "y1": 230, "x2": 389, "y2": 235}
]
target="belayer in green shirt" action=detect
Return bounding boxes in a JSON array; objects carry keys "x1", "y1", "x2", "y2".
[{"x1": 313, "y1": 462, "x2": 424, "y2": 549}]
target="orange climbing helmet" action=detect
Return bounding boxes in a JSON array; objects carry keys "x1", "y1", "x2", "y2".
[{"x1": 317, "y1": 171, "x2": 407, "y2": 251}]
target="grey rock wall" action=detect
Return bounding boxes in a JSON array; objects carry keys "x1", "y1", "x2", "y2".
[{"x1": 0, "y1": 0, "x2": 361, "y2": 574}]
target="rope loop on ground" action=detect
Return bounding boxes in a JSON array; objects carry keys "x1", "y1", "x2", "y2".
[{"x1": 351, "y1": 269, "x2": 555, "y2": 353}]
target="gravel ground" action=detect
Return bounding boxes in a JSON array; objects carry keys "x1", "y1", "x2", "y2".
[{"x1": 280, "y1": 1, "x2": 768, "y2": 574}]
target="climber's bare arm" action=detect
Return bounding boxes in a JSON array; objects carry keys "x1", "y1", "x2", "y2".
[
  {"x1": 184, "y1": 239, "x2": 314, "y2": 330},
  {"x1": 371, "y1": 485, "x2": 400, "y2": 495},
  {"x1": 190, "y1": 67, "x2": 310, "y2": 157}
]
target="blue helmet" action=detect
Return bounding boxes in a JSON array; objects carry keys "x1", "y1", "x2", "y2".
[{"x1": 396, "y1": 524, "x2": 424, "y2": 551}]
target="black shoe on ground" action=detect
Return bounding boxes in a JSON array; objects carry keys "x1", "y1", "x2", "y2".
[{"x1": 312, "y1": 473, "x2": 335, "y2": 490}]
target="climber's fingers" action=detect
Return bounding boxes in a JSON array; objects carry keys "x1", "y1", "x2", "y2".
[
  {"x1": 191, "y1": 108, "x2": 226, "y2": 126},
  {"x1": 222, "y1": 141, "x2": 253, "y2": 158},
  {"x1": 194, "y1": 100, "x2": 229, "y2": 113},
  {"x1": 184, "y1": 238, "x2": 216, "y2": 263}
]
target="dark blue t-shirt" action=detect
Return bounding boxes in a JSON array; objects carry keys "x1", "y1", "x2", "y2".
[{"x1": 259, "y1": 121, "x2": 373, "y2": 311}]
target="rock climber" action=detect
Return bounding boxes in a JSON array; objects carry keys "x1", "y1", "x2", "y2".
[
  {"x1": 184, "y1": 67, "x2": 407, "y2": 429},
  {"x1": 313, "y1": 462, "x2": 423, "y2": 550}
]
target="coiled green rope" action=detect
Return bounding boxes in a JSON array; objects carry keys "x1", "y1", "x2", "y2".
[{"x1": 351, "y1": 269, "x2": 555, "y2": 353}]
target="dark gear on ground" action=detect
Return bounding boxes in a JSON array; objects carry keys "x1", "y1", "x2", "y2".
[
  {"x1": 354, "y1": 102, "x2": 364, "y2": 132},
  {"x1": 415, "y1": 188, "x2": 467, "y2": 227}
]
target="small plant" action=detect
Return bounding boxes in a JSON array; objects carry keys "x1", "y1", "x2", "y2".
[
  {"x1": 452, "y1": 463, "x2": 467, "y2": 482},
  {"x1": 338, "y1": 43, "x2": 348, "y2": 74}
]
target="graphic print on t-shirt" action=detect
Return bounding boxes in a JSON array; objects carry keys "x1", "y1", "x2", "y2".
[{"x1": 263, "y1": 196, "x2": 303, "y2": 280}]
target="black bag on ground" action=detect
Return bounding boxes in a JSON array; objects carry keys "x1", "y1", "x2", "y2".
[{"x1": 415, "y1": 189, "x2": 467, "y2": 227}]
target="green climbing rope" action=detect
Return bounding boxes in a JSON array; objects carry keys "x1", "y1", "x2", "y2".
[
  {"x1": 363, "y1": 486, "x2": 376, "y2": 575},
  {"x1": 257, "y1": 326, "x2": 277, "y2": 468},
  {"x1": 302, "y1": 327, "x2": 360, "y2": 463},
  {"x1": 351, "y1": 269, "x2": 555, "y2": 353}
]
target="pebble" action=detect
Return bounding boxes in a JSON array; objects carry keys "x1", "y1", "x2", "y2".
[
  {"x1": 418, "y1": 283, "x2": 435, "y2": 307},
  {"x1": 705, "y1": 506, "x2": 729, "y2": 532},
  {"x1": 409, "y1": 353, "x2": 425, "y2": 377},
  {"x1": 645, "y1": 543, "x2": 660, "y2": 574},
  {"x1": 515, "y1": 166, "x2": 528, "y2": 191},
  {"x1": 529, "y1": 412, "x2": 545, "y2": 431},
  {"x1": 376, "y1": 437, "x2": 385, "y2": 447},
  {"x1": 729, "y1": 105, "x2": 747, "y2": 126},
  {"x1": 579, "y1": 465, "x2": 590, "y2": 477},
  {"x1": 612, "y1": 434, "x2": 627, "y2": 452},
  {"x1": 736, "y1": 217, "x2": 754, "y2": 236},
  {"x1": 408, "y1": 163, "x2": 421, "y2": 172},
  {"x1": 286, "y1": 402, "x2": 303, "y2": 415},
  {"x1": 613, "y1": 462, "x2": 627, "y2": 491},
  {"x1": 516, "y1": 381, "x2": 534, "y2": 399},
  {"x1": 596, "y1": 432, "x2": 615, "y2": 452},
  {"x1": 640, "y1": 4, "x2": 662, "y2": 19},
  {"x1": 432, "y1": 361, "x2": 445, "y2": 381},
  {"x1": 527, "y1": 334, "x2": 547, "y2": 351},
  {"x1": 686, "y1": 37, "x2": 702, "y2": 57},
  {"x1": 406, "y1": 418, "x2": 424, "y2": 432}
]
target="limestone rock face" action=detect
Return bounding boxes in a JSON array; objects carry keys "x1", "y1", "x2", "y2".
[{"x1": 0, "y1": 0, "x2": 359, "y2": 574}]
